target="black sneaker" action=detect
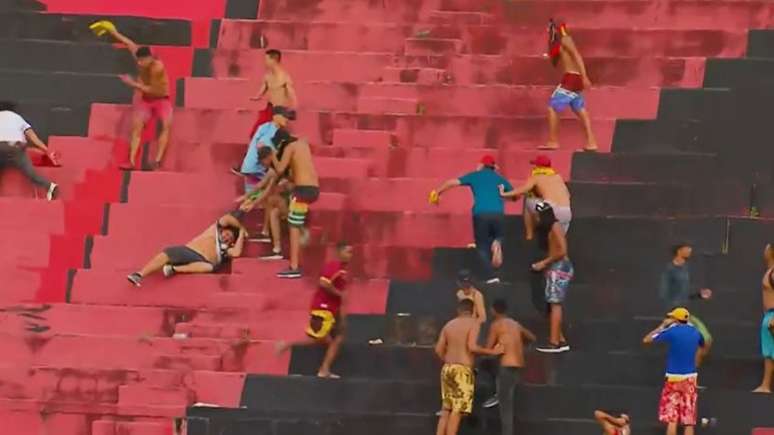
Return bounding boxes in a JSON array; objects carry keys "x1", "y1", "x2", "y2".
[
  {"x1": 558, "y1": 341, "x2": 570, "y2": 352},
  {"x1": 482, "y1": 396, "x2": 499, "y2": 408},
  {"x1": 536, "y1": 342, "x2": 568, "y2": 354},
  {"x1": 277, "y1": 268, "x2": 302, "y2": 279},
  {"x1": 127, "y1": 272, "x2": 143, "y2": 287}
]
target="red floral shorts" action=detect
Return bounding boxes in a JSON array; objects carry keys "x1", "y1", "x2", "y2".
[{"x1": 658, "y1": 377, "x2": 698, "y2": 426}]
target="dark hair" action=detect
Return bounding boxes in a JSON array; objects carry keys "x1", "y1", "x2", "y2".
[
  {"x1": 258, "y1": 146, "x2": 273, "y2": 160},
  {"x1": 492, "y1": 299, "x2": 507, "y2": 314},
  {"x1": 266, "y1": 49, "x2": 282, "y2": 62},
  {"x1": 671, "y1": 242, "x2": 691, "y2": 256},
  {"x1": 457, "y1": 269, "x2": 472, "y2": 285},
  {"x1": 336, "y1": 241, "x2": 351, "y2": 252},
  {"x1": 458, "y1": 298, "x2": 474, "y2": 314},
  {"x1": 135, "y1": 46, "x2": 152, "y2": 58},
  {"x1": 0, "y1": 101, "x2": 17, "y2": 112}
]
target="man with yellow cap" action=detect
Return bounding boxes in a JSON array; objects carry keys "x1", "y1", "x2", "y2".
[{"x1": 643, "y1": 307, "x2": 707, "y2": 435}]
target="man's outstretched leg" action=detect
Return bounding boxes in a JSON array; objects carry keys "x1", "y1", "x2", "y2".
[
  {"x1": 153, "y1": 118, "x2": 172, "y2": 169},
  {"x1": 573, "y1": 108, "x2": 597, "y2": 151},
  {"x1": 164, "y1": 261, "x2": 213, "y2": 276},
  {"x1": 318, "y1": 334, "x2": 343, "y2": 378},
  {"x1": 127, "y1": 252, "x2": 169, "y2": 286},
  {"x1": 124, "y1": 115, "x2": 145, "y2": 169}
]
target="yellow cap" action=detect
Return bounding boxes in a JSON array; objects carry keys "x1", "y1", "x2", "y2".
[{"x1": 667, "y1": 307, "x2": 690, "y2": 322}]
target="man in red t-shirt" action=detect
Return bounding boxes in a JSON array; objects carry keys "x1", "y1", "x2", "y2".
[{"x1": 276, "y1": 241, "x2": 353, "y2": 378}]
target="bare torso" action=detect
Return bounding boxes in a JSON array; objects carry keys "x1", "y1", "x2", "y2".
[
  {"x1": 456, "y1": 289, "x2": 485, "y2": 321},
  {"x1": 763, "y1": 266, "x2": 774, "y2": 311},
  {"x1": 138, "y1": 60, "x2": 169, "y2": 98},
  {"x1": 287, "y1": 140, "x2": 319, "y2": 187},
  {"x1": 442, "y1": 317, "x2": 478, "y2": 367},
  {"x1": 533, "y1": 174, "x2": 571, "y2": 207},
  {"x1": 186, "y1": 224, "x2": 218, "y2": 264},
  {"x1": 491, "y1": 318, "x2": 525, "y2": 367},
  {"x1": 265, "y1": 68, "x2": 292, "y2": 106},
  {"x1": 557, "y1": 39, "x2": 581, "y2": 75}
]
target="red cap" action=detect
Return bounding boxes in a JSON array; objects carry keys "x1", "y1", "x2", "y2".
[
  {"x1": 480, "y1": 155, "x2": 496, "y2": 167},
  {"x1": 530, "y1": 154, "x2": 552, "y2": 167}
]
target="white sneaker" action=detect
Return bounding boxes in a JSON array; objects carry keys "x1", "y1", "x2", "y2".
[
  {"x1": 162, "y1": 264, "x2": 176, "y2": 278},
  {"x1": 485, "y1": 277, "x2": 501, "y2": 284},
  {"x1": 260, "y1": 249, "x2": 283, "y2": 260},
  {"x1": 46, "y1": 183, "x2": 58, "y2": 201}
]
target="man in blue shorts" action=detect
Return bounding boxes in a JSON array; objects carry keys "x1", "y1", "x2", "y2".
[
  {"x1": 429, "y1": 155, "x2": 513, "y2": 284},
  {"x1": 754, "y1": 243, "x2": 774, "y2": 393},
  {"x1": 531, "y1": 202, "x2": 573, "y2": 353}
]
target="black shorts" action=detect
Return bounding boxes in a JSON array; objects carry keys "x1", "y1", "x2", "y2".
[
  {"x1": 163, "y1": 246, "x2": 210, "y2": 266},
  {"x1": 293, "y1": 185, "x2": 320, "y2": 204}
]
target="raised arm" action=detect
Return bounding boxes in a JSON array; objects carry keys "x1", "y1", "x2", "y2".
[
  {"x1": 218, "y1": 213, "x2": 246, "y2": 232},
  {"x1": 226, "y1": 227, "x2": 247, "y2": 258},
  {"x1": 106, "y1": 27, "x2": 139, "y2": 57},
  {"x1": 643, "y1": 318, "x2": 673, "y2": 345},
  {"x1": 435, "y1": 178, "x2": 461, "y2": 197}
]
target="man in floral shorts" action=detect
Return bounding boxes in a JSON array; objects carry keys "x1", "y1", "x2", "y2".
[{"x1": 643, "y1": 308, "x2": 707, "y2": 435}]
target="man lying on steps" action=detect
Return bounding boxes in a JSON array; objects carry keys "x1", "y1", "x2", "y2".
[{"x1": 127, "y1": 213, "x2": 247, "y2": 287}]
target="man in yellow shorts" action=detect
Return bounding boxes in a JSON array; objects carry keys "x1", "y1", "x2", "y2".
[{"x1": 434, "y1": 299, "x2": 503, "y2": 435}]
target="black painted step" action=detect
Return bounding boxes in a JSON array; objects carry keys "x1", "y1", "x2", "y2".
[
  {"x1": 747, "y1": 30, "x2": 774, "y2": 59},
  {"x1": 570, "y1": 152, "x2": 719, "y2": 183},
  {"x1": 704, "y1": 58, "x2": 774, "y2": 88},
  {"x1": 0, "y1": 12, "x2": 191, "y2": 44},
  {"x1": 0, "y1": 39, "x2": 135, "y2": 74},
  {"x1": 15, "y1": 101, "x2": 90, "y2": 140},
  {"x1": 239, "y1": 375, "x2": 774, "y2": 431},
  {"x1": 0, "y1": 69, "x2": 132, "y2": 104},
  {"x1": 0, "y1": 0, "x2": 44, "y2": 11}
]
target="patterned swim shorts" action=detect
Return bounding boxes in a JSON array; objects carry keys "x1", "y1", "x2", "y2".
[
  {"x1": 440, "y1": 363, "x2": 474, "y2": 414},
  {"x1": 544, "y1": 258, "x2": 574, "y2": 304},
  {"x1": 658, "y1": 376, "x2": 698, "y2": 426}
]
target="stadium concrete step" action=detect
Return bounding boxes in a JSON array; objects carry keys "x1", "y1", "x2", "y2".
[
  {"x1": 13, "y1": 101, "x2": 92, "y2": 141},
  {"x1": 288, "y1": 344, "x2": 763, "y2": 390},
  {"x1": 0, "y1": 69, "x2": 132, "y2": 105},
  {"x1": 88, "y1": 103, "x2": 617, "y2": 151},
  {"x1": 0, "y1": 12, "x2": 192, "y2": 45},
  {"x1": 216, "y1": 20, "x2": 747, "y2": 58},
  {"x1": 571, "y1": 151, "x2": 719, "y2": 183}
]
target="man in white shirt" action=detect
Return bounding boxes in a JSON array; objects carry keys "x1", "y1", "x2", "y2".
[{"x1": 0, "y1": 102, "x2": 58, "y2": 200}]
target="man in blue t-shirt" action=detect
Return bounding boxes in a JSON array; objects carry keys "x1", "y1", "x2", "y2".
[
  {"x1": 429, "y1": 155, "x2": 513, "y2": 284},
  {"x1": 643, "y1": 307, "x2": 706, "y2": 435},
  {"x1": 234, "y1": 106, "x2": 295, "y2": 194}
]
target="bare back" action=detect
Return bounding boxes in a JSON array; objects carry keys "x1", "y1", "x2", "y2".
[
  {"x1": 491, "y1": 318, "x2": 526, "y2": 367},
  {"x1": 557, "y1": 36, "x2": 581, "y2": 75},
  {"x1": 533, "y1": 174, "x2": 570, "y2": 207},
  {"x1": 441, "y1": 317, "x2": 479, "y2": 367},
  {"x1": 287, "y1": 140, "x2": 319, "y2": 187},
  {"x1": 139, "y1": 60, "x2": 169, "y2": 98},
  {"x1": 764, "y1": 267, "x2": 774, "y2": 310},
  {"x1": 265, "y1": 68, "x2": 292, "y2": 106}
]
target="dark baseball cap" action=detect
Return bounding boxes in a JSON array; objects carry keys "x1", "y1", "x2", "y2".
[
  {"x1": 272, "y1": 106, "x2": 297, "y2": 121},
  {"x1": 457, "y1": 269, "x2": 473, "y2": 285}
]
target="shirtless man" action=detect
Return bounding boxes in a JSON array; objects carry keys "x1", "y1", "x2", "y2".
[
  {"x1": 435, "y1": 299, "x2": 503, "y2": 435},
  {"x1": 485, "y1": 299, "x2": 536, "y2": 435},
  {"x1": 127, "y1": 213, "x2": 246, "y2": 286},
  {"x1": 531, "y1": 202, "x2": 573, "y2": 353},
  {"x1": 104, "y1": 26, "x2": 172, "y2": 170},
  {"x1": 500, "y1": 155, "x2": 571, "y2": 240},
  {"x1": 249, "y1": 49, "x2": 297, "y2": 138},
  {"x1": 754, "y1": 243, "x2": 774, "y2": 393},
  {"x1": 541, "y1": 19, "x2": 597, "y2": 151},
  {"x1": 242, "y1": 129, "x2": 318, "y2": 279},
  {"x1": 456, "y1": 269, "x2": 486, "y2": 322}
]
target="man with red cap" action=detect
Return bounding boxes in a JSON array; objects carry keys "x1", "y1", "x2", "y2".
[
  {"x1": 500, "y1": 154, "x2": 571, "y2": 241},
  {"x1": 429, "y1": 155, "x2": 513, "y2": 284}
]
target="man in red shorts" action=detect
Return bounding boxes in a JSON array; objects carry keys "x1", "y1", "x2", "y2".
[
  {"x1": 275, "y1": 241, "x2": 353, "y2": 378},
  {"x1": 248, "y1": 49, "x2": 297, "y2": 139},
  {"x1": 541, "y1": 19, "x2": 597, "y2": 152},
  {"x1": 104, "y1": 26, "x2": 172, "y2": 170},
  {"x1": 643, "y1": 308, "x2": 707, "y2": 435}
]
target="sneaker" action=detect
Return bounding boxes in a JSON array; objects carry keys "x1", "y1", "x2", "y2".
[
  {"x1": 162, "y1": 264, "x2": 176, "y2": 278},
  {"x1": 260, "y1": 250, "x2": 283, "y2": 261},
  {"x1": 118, "y1": 162, "x2": 135, "y2": 171},
  {"x1": 250, "y1": 234, "x2": 272, "y2": 243},
  {"x1": 277, "y1": 268, "x2": 302, "y2": 279},
  {"x1": 536, "y1": 342, "x2": 568, "y2": 354},
  {"x1": 46, "y1": 183, "x2": 58, "y2": 201},
  {"x1": 559, "y1": 341, "x2": 571, "y2": 352},
  {"x1": 127, "y1": 272, "x2": 143, "y2": 287},
  {"x1": 485, "y1": 277, "x2": 501, "y2": 284},
  {"x1": 482, "y1": 396, "x2": 499, "y2": 408}
]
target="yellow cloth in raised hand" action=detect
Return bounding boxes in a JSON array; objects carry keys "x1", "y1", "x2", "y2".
[
  {"x1": 89, "y1": 20, "x2": 116, "y2": 37},
  {"x1": 428, "y1": 190, "x2": 440, "y2": 205}
]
